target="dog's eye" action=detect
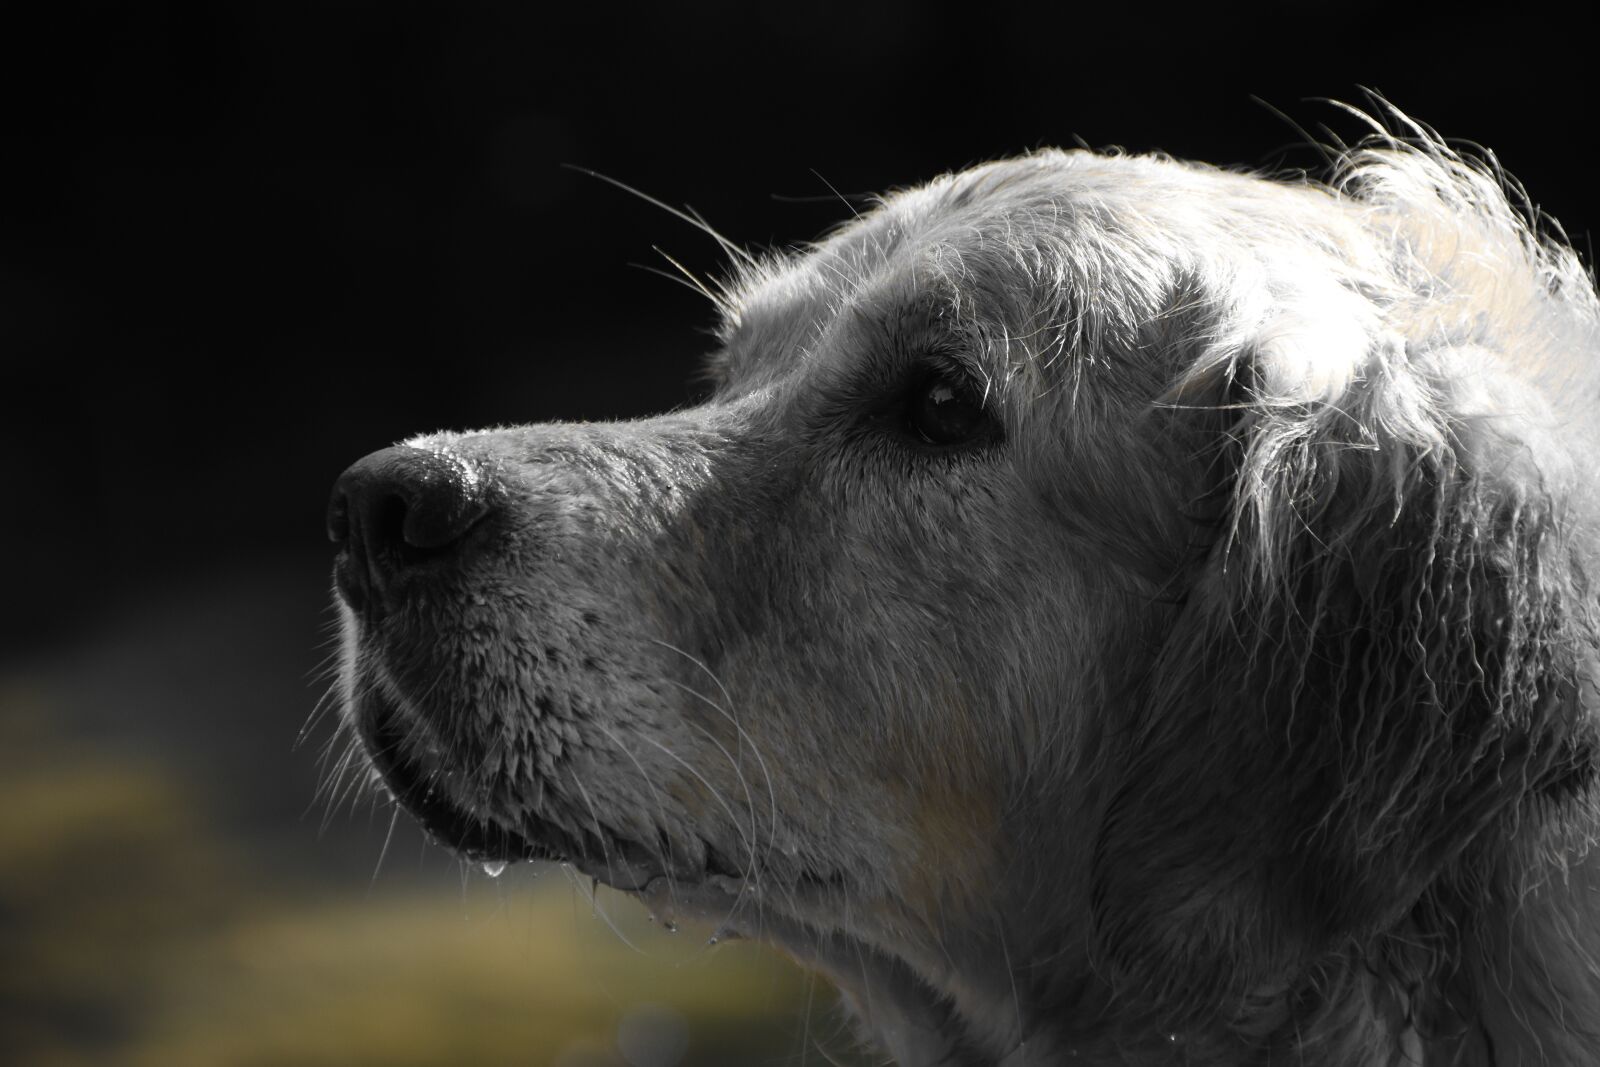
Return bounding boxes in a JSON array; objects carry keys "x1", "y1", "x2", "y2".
[{"x1": 908, "y1": 372, "x2": 994, "y2": 447}]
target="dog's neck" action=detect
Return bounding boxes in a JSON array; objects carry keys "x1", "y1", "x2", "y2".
[
  {"x1": 1410, "y1": 849, "x2": 1600, "y2": 1067},
  {"x1": 810, "y1": 849, "x2": 1600, "y2": 1066}
]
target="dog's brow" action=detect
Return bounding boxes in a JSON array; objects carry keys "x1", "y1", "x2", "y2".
[{"x1": 848, "y1": 295, "x2": 994, "y2": 381}]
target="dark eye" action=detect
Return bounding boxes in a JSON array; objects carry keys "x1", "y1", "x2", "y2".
[{"x1": 907, "y1": 372, "x2": 996, "y2": 447}]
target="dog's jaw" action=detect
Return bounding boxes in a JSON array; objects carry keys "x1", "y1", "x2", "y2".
[
  {"x1": 339, "y1": 600, "x2": 1054, "y2": 1066},
  {"x1": 354, "y1": 683, "x2": 549, "y2": 865},
  {"x1": 343, "y1": 635, "x2": 760, "y2": 893}
]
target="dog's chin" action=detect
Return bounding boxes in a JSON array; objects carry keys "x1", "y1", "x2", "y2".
[
  {"x1": 354, "y1": 688, "x2": 552, "y2": 865},
  {"x1": 351, "y1": 687, "x2": 753, "y2": 905}
]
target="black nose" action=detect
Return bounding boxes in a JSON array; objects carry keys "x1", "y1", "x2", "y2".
[{"x1": 328, "y1": 445, "x2": 490, "y2": 610}]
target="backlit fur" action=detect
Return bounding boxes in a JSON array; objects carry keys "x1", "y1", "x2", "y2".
[{"x1": 333, "y1": 113, "x2": 1600, "y2": 1065}]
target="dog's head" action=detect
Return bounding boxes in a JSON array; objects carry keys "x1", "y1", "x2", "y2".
[{"x1": 329, "y1": 138, "x2": 1600, "y2": 1062}]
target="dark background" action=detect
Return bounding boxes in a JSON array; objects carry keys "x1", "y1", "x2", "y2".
[
  {"x1": 2, "y1": 4, "x2": 1594, "y2": 1064},
  {"x1": 7, "y1": 5, "x2": 1594, "y2": 648}
]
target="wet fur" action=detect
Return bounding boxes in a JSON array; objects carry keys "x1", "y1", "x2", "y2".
[{"x1": 335, "y1": 114, "x2": 1600, "y2": 1064}]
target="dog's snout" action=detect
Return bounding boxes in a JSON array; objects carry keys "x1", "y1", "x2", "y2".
[{"x1": 328, "y1": 445, "x2": 490, "y2": 608}]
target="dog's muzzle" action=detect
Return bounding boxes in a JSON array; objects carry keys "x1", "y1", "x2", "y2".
[
  {"x1": 327, "y1": 444, "x2": 515, "y2": 857},
  {"x1": 325, "y1": 433, "x2": 751, "y2": 889}
]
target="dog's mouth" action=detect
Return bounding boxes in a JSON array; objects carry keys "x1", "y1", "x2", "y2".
[
  {"x1": 353, "y1": 687, "x2": 749, "y2": 897},
  {"x1": 356, "y1": 689, "x2": 551, "y2": 865}
]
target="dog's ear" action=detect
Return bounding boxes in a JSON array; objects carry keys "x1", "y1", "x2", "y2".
[{"x1": 1091, "y1": 330, "x2": 1599, "y2": 1024}]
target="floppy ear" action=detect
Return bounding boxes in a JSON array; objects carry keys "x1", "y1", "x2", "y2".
[{"x1": 1090, "y1": 331, "x2": 1599, "y2": 1023}]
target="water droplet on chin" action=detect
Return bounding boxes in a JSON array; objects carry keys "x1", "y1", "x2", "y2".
[
  {"x1": 481, "y1": 860, "x2": 507, "y2": 878},
  {"x1": 706, "y1": 935, "x2": 718, "y2": 946}
]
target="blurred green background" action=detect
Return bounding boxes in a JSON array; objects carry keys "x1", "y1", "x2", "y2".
[{"x1": 0, "y1": 561, "x2": 868, "y2": 1067}]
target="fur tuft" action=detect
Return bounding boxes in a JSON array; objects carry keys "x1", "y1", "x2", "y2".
[{"x1": 1089, "y1": 113, "x2": 1600, "y2": 1062}]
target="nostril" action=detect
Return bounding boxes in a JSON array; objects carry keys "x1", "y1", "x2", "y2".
[
  {"x1": 400, "y1": 486, "x2": 490, "y2": 550},
  {"x1": 327, "y1": 445, "x2": 493, "y2": 602},
  {"x1": 372, "y1": 491, "x2": 414, "y2": 552}
]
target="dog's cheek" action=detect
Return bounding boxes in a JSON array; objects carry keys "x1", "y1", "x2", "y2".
[{"x1": 900, "y1": 773, "x2": 1005, "y2": 921}]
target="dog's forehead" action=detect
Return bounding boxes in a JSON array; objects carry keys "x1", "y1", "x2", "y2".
[
  {"x1": 716, "y1": 154, "x2": 1085, "y2": 382},
  {"x1": 739, "y1": 152, "x2": 1100, "y2": 310},
  {"x1": 716, "y1": 151, "x2": 1341, "y2": 385}
]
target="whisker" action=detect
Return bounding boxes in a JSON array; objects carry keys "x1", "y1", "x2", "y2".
[
  {"x1": 652, "y1": 246, "x2": 736, "y2": 314},
  {"x1": 565, "y1": 164, "x2": 756, "y2": 267},
  {"x1": 370, "y1": 805, "x2": 401, "y2": 889},
  {"x1": 993, "y1": 913, "x2": 1026, "y2": 1059},
  {"x1": 652, "y1": 638, "x2": 781, "y2": 879},
  {"x1": 591, "y1": 720, "x2": 681, "y2": 906},
  {"x1": 562, "y1": 865, "x2": 648, "y2": 955},
  {"x1": 628, "y1": 261, "x2": 731, "y2": 308},
  {"x1": 809, "y1": 168, "x2": 862, "y2": 221},
  {"x1": 568, "y1": 773, "x2": 622, "y2": 894}
]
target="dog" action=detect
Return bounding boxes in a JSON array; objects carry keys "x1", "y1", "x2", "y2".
[{"x1": 327, "y1": 115, "x2": 1600, "y2": 1065}]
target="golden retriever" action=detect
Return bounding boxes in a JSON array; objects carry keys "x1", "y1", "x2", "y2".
[{"x1": 327, "y1": 114, "x2": 1600, "y2": 1065}]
